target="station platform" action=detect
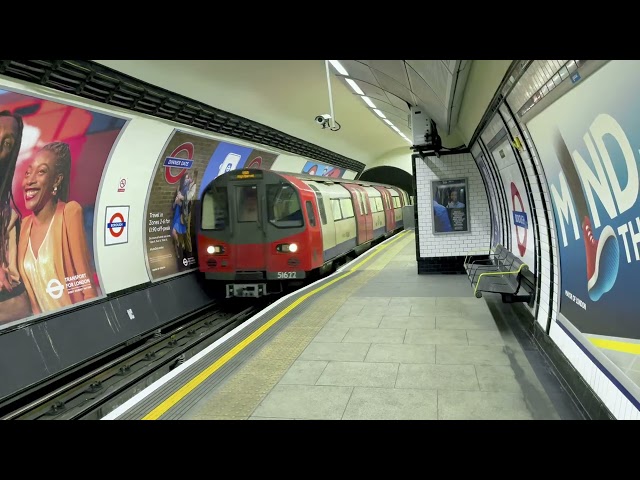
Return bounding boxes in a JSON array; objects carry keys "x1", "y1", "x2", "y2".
[{"x1": 103, "y1": 230, "x2": 583, "y2": 421}]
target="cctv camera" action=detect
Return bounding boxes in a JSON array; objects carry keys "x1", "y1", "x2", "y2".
[{"x1": 315, "y1": 113, "x2": 332, "y2": 125}]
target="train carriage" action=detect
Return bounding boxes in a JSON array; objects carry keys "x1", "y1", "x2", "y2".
[{"x1": 196, "y1": 168, "x2": 410, "y2": 298}]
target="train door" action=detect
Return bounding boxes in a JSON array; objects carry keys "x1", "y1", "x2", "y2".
[
  {"x1": 344, "y1": 184, "x2": 367, "y2": 245},
  {"x1": 232, "y1": 183, "x2": 267, "y2": 271},
  {"x1": 376, "y1": 187, "x2": 396, "y2": 232},
  {"x1": 302, "y1": 194, "x2": 323, "y2": 268},
  {"x1": 308, "y1": 184, "x2": 334, "y2": 253},
  {"x1": 355, "y1": 187, "x2": 373, "y2": 242},
  {"x1": 391, "y1": 187, "x2": 405, "y2": 228}
]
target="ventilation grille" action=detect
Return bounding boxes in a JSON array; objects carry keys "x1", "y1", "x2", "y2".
[{"x1": 0, "y1": 60, "x2": 365, "y2": 174}]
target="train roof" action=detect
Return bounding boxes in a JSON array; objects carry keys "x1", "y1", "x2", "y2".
[
  {"x1": 277, "y1": 170, "x2": 408, "y2": 194},
  {"x1": 204, "y1": 168, "x2": 409, "y2": 195}
]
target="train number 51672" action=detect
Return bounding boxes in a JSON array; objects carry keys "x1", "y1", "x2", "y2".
[{"x1": 277, "y1": 272, "x2": 297, "y2": 279}]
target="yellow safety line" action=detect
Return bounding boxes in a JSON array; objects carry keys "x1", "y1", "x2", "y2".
[
  {"x1": 589, "y1": 338, "x2": 640, "y2": 355},
  {"x1": 141, "y1": 230, "x2": 411, "y2": 420},
  {"x1": 473, "y1": 263, "x2": 528, "y2": 297}
]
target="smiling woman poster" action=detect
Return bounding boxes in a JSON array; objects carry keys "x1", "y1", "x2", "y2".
[{"x1": 0, "y1": 87, "x2": 127, "y2": 329}]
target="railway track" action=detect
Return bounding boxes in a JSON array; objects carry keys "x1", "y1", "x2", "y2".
[{"x1": 1, "y1": 298, "x2": 270, "y2": 420}]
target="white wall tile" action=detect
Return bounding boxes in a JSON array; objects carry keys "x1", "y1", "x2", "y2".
[{"x1": 415, "y1": 153, "x2": 491, "y2": 258}]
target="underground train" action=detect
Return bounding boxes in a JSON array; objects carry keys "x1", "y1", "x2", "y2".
[{"x1": 195, "y1": 168, "x2": 411, "y2": 298}]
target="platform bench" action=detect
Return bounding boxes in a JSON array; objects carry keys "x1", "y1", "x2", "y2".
[{"x1": 463, "y1": 245, "x2": 535, "y2": 304}]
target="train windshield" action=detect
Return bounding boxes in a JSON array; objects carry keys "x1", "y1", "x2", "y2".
[
  {"x1": 267, "y1": 184, "x2": 303, "y2": 228},
  {"x1": 201, "y1": 186, "x2": 228, "y2": 230}
]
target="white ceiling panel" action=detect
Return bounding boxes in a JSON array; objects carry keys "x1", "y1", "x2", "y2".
[
  {"x1": 406, "y1": 69, "x2": 446, "y2": 123},
  {"x1": 355, "y1": 81, "x2": 392, "y2": 104},
  {"x1": 369, "y1": 69, "x2": 415, "y2": 105},
  {"x1": 96, "y1": 59, "x2": 473, "y2": 168},
  {"x1": 407, "y1": 68, "x2": 443, "y2": 110},
  {"x1": 339, "y1": 60, "x2": 381, "y2": 85},
  {"x1": 374, "y1": 102, "x2": 411, "y2": 123},
  {"x1": 386, "y1": 92, "x2": 411, "y2": 112},
  {"x1": 445, "y1": 60, "x2": 458, "y2": 74},
  {"x1": 335, "y1": 59, "x2": 471, "y2": 136},
  {"x1": 365, "y1": 60, "x2": 412, "y2": 89},
  {"x1": 406, "y1": 60, "x2": 450, "y2": 103}
]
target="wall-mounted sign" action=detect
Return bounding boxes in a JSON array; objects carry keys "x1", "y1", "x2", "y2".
[
  {"x1": 431, "y1": 178, "x2": 470, "y2": 234},
  {"x1": 105, "y1": 205, "x2": 130, "y2": 246}
]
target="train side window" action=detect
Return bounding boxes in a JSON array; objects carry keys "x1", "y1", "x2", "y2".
[
  {"x1": 267, "y1": 184, "x2": 303, "y2": 228},
  {"x1": 331, "y1": 199, "x2": 342, "y2": 221},
  {"x1": 201, "y1": 187, "x2": 228, "y2": 230},
  {"x1": 305, "y1": 201, "x2": 317, "y2": 227},
  {"x1": 369, "y1": 197, "x2": 377, "y2": 213},
  {"x1": 340, "y1": 198, "x2": 354, "y2": 218},
  {"x1": 237, "y1": 185, "x2": 258, "y2": 223},
  {"x1": 375, "y1": 197, "x2": 383, "y2": 211},
  {"x1": 309, "y1": 184, "x2": 327, "y2": 225}
]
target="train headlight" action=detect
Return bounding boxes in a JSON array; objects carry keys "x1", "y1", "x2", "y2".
[
  {"x1": 207, "y1": 245, "x2": 224, "y2": 254},
  {"x1": 277, "y1": 243, "x2": 298, "y2": 253}
]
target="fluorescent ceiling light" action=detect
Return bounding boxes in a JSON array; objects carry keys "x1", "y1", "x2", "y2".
[
  {"x1": 362, "y1": 96, "x2": 376, "y2": 108},
  {"x1": 345, "y1": 78, "x2": 365, "y2": 95},
  {"x1": 329, "y1": 60, "x2": 348, "y2": 75},
  {"x1": 383, "y1": 119, "x2": 393, "y2": 125},
  {"x1": 391, "y1": 125, "x2": 401, "y2": 132},
  {"x1": 373, "y1": 109, "x2": 386, "y2": 118}
]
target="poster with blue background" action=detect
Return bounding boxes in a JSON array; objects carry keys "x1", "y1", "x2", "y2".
[{"x1": 527, "y1": 60, "x2": 640, "y2": 340}]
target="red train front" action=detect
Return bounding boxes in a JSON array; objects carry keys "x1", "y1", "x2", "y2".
[{"x1": 196, "y1": 168, "x2": 323, "y2": 298}]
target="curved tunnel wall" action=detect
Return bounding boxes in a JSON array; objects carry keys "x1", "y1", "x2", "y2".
[
  {"x1": 359, "y1": 166, "x2": 415, "y2": 197},
  {"x1": 466, "y1": 60, "x2": 640, "y2": 419},
  {"x1": 413, "y1": 59, "x2": 640, "y2": 419},
  {"x1": 0, "y1": 74, "x2": 360, "y2": 401}
]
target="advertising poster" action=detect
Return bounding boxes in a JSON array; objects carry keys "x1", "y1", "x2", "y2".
[
  {"x1": 302, "y1": 160, "x2": 345, "y2": 178},
  {"x1": 0, "y1": 88, "x2": 127, "y2": 328},
  {"x1": 432, "y1": 178, "x2": 469, "y2": 233},
  {"x1": 527, "y1": 60, "x2": 640, "y2": 344},
  {"x1": 145, "y1": 130, "x2": 278, "y2": 281}
]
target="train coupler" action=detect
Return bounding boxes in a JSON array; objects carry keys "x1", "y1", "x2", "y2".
[{"x1": 226, "y1": 283, "x2": 267, "y2": 298}]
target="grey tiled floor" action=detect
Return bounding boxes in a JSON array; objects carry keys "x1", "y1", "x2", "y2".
[{"x1": 249, "y1": 236, "x2": 580, "y2": 420}]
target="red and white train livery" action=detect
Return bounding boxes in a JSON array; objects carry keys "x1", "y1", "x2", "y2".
[{"x1": 196, "y1": 168, "x2": 411, "y2": 298}]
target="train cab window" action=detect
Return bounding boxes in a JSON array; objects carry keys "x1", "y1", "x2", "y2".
[
  {"x1": 237, "y1": 185, "x2": 259, "y2": 222},
  {"x1": 305, "y1": 201, "x2": 316, "y2": 227},
  {"x1": 201, "y1": 186, "x2": 228, "y2": 230},
  {"x1": 267, "y1": 184, "x2": 303, "y2": 228}
]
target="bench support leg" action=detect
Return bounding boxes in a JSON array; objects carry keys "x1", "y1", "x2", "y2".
[{"x1": 500, "y1": 293, "x2": 531, "y2": 303}]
